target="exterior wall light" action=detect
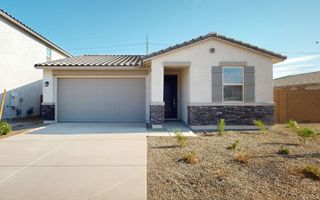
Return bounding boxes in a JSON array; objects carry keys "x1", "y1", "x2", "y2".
[
  {"x1": 210, "y1": 48, "x2": 215, "y2": 53},
  {"x1": 44, "y1": 81, "x2": 49, "y2": 87}
]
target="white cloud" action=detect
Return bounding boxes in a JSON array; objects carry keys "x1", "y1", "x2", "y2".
[
  {"x1": 273, "y1": 55, "x2": 320, "y2": 78},
  {"x1": 274, "y1": 55, "x2": 320, "y2": 67}
]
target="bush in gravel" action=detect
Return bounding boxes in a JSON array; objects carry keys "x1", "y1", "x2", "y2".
[
  {"x1": 297, "y1": 128, "x2": 317, "y2": 144},
  {"x1": 302, "y1": 164, "x2": 320, "y2": 180},
  {"x1": 174, "y1": 129, "x2": 187, "y2": 147},
  {"x1": 287, "y1": 120, "x2": 299, "y2": 130},
  {"x1": 0, "y1": 121, "x2": 12, "y2": 135},
  {"x1": 182, "y1": 151, "x2": 199, "y2": 164},
  {"x1": 278, "y1": 146, "x2": 290, "y2": 155},
  {"x1": 253, "y1": 119, "x2": 267, "y2": 133},
  {"x1": 217, "y1": 118, "x2": 225, "y2": 135},
  {"x1": 234, "y1": 152, "x2": 250, "y2": 164},
  {"x1": 227, "y1": 140, "x2": 240, "y2": 150}
]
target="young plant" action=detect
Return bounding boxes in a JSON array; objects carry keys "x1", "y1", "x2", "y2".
[
  {"x1": 174, "y1": 128, "x2": 187, "y2": 147},
  {"x1": 0, "y1": 121, "x2": 12, "y2": 135},
  {"x1": 253, "y1": 119, "x2": 267, "y2": 133},
  {"x1": 302, "y1": 164, "x2": 320, "y2": 180},
  {"x1": 217, "y1": 118, "x2": 225, "y2": 135},
  {"x1": 182, "y1": 151, "x2": 199, "y2": 164},
  {"x1": 297, "y1": 128, "x2": 317, "y2": 144},
  {"x1": 278, "y1": 146, "x2": 290, "y2": 155},
  {"x1": 234, "y1": 152, "x2": 250, "y2": 164},
  {"x1": 227, "y1": 140, "x2": 240, "y2": 150},
  {"x1": 287, "y1": 120, "x2": 299, "y2": 130}
]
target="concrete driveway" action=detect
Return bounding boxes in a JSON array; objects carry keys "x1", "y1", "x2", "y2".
[{"x1": 0, "y1": 123, "x2": 147, "y2": 200}]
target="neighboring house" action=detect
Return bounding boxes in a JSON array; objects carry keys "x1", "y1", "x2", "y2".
[
  {"x1": 35, "y1": 33, "x2": 286, "y2": 129},
  {"x1": 0, "y1": 9, "x2": 71, "y2": 119},
  {"x1": 274, "y1": 71, "x2": 320, "y2": 123}
]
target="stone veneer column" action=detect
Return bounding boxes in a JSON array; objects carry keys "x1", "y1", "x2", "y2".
[
  {"x1": 150, "y1": 104, "x2": 165, "y2": 128},
  {"x1": 188, "y1": 105, "x2": 275, "y2": 126},
  {"x1": 41, "y1": 103, "x2": 55, "y2": 121}
]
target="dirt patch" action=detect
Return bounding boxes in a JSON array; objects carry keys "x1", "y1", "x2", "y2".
[{"x1": 148, "y1": 124, "x2": 320, "y2": 200}]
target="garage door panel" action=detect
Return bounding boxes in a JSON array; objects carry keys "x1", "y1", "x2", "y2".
[{"x1": 58, "y1": 78, "x2": 145, "y2": 122}]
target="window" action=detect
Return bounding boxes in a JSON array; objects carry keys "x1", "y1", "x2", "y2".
[
  {"x1": 46, "y1": 48, "x2": 52, "y2": 61},
  {"x1": 223, "y1": 67, "x2": 243, "y2": 101}
]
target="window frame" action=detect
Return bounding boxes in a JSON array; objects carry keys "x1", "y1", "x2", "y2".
[
  {"x1": 46, "y1": 48, "x2": 52, "y2": 61},
  {"x1": 222, "y1": 66, "x2": 244, "y2": 103}
]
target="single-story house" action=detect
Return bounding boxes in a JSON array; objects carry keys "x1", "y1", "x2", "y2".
[
  {"x1": 274, "y1": 71, "x2": 320, "y2": 123},
  {"x1": 35, "y1": 33, "x2": 286, "y2": 129},
  {"x1": 0, "y1": 9, "x2": 70, "y2": 119}
]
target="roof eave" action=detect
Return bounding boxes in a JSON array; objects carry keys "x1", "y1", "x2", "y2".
[
  {"x1": 143, "y1": 34, "x2": 286, "y2": 61},
  {"x1": 0, "y1": 10, "x2": 71, "y2": 58},
  {"x1": 34, "y1": 66, "x2": 145, "y2": 70}
]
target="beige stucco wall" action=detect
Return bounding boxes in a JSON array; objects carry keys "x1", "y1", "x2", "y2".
[
  {"x1": 0, "y1": 17, "x2": 67, "y2": 118},
  {"x1": 149, "y1": 38, "x2": 275, "y2": 105},
  {"x1": 179, "y1": 67, "x2": 189, "y2": 123}
]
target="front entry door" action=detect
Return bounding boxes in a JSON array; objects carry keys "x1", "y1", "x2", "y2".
[{"x1": 164, "y1": 75, "x2": 178, "y2": 119}]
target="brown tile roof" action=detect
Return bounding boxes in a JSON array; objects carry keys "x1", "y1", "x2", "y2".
[
  {"x1": 274, "y1": 71, "x2": 320, "y2": 87},
  {"x1": 0, "y1": 9, "x2": 71, "y2": 57},
  {"x1": 35, "y1": 55, "x2": 143, "y2": 67},
  {"x1": 143, "y1": 33, "x2": 286, "y2": 60}
]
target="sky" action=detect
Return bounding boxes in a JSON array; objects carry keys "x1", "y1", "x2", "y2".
[{"x1": 1, "y1": 0, "x2": 320, "y2": 78}]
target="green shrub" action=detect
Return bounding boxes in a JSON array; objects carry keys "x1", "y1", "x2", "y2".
[
  {"x1": 0, "y1": 121, "x2": 12, "y2": 135},
  {"x1": 253, "y1": 119, "x2": 267, "y2": 133},
  {"x1": 174, "y1": 128, "x2": 187, "y2": 147},
  {"x1": 227, "y1": 140, "x2": 240, "y2": 150},
  {"x1": 217, "y1": 119, "x2": 225, "y2": 135},
  {"x1": 297, "y1": 128, "x2": 317, "y2": 144},
  {"x1": 303, "y1": 164, "x2": 320, "y2": 180},
  {"x1": 278, "y1": 146, "x2": 289, "y2": 155},
  {"x1": 287, "y1": 120, "x2": 299, "y2": 130},
  {"x1": 182, "y1": 151, "x2": 199, "y2": 164}
]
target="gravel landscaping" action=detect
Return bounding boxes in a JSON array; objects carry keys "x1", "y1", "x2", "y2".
[{"x1": 148, "y1": 124, "x2": 320, "y2": 200}]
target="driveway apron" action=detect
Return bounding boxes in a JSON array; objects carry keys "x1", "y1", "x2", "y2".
[{"x1": 0, "y1": 123, "x2": 147, "y2": 200}]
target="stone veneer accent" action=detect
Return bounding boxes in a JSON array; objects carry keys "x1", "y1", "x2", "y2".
[
  {"x1": 41, "y1": 104, "x2": 55, "y2": 121},
  {"x1": 150, "y1": 105, "x2": 165, "y2": 125},
  {"x1": 188, "y1": 105, "x2": 274, "y2": 125}
]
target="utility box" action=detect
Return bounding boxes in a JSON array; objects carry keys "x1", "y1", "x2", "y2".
[{"x1": 10, "y1": 92, "x2": 19, "y2": 108}]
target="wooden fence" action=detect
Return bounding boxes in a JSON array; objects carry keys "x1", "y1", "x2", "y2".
[{"x1": 274, "y1": 89, "x2": 320, "y2": 123}]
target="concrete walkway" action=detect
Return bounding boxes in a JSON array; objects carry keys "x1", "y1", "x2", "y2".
[
  {"x1": 0, "y1": 123, "x2": 147, "y2": 200},
  {"x1": 147, "y1": 121, "x2": 197, "y2": 136}
]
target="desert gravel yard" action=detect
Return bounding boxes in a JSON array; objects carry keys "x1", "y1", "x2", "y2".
[{"x1": 147, "y1": 124, "x2": 320, "y2": 200}]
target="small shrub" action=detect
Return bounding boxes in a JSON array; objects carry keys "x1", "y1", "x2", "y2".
[
  {"x1": 0, "y1": 121, "x2": 12, "y2": 135},
  {"x1": 217, "y1": 118, "x2": 225, "y2": 135},
  {"x1": 227, "y1": 140, "x2": 240, "y2": 150},
  {"x1": 182, "y1": 151, "x2": 199, "y2": 164},
  {"x1": 234, "y1": 152, "x2": 250, "y2": 164},
  {"x1": 287, "y1": 120, "x2": 299, "y2": 130},
  {"x1": 174, "y1": 129, "x2": 187, "y2": 147},
  {"x1": 278, "y1": 146, "x2": 290, "y2": 155},
  {"x1": 302, "y1": 164, "x2": 320, "y2": 180},
  {"x1": 253, "y1": 119, "x2": 267, "y2": 133},
  {"x1": 297, "y1": 128, "x2": 317, "y2": 144}
]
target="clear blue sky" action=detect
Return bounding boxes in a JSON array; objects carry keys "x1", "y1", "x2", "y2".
[{"x1": 1, "y1": 0, "x2": 320, "y2": 78}]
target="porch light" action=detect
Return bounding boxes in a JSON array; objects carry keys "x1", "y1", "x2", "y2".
[{"x1": 44, "y1": 81, "x2": 49, "y2": 87}]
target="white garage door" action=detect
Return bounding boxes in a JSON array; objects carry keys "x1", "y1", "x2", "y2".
[{"x1": 58, "y1": 78, "x2": 146, "y2": 122}]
